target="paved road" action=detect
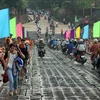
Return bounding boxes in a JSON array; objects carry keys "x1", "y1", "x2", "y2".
[
  {"x1": 39, "y1": 47, "x2": 100, "y2": 100},
  {"x1": 23, "y1": 15, "x2": 69, "y2": 34},
  {"x1": 0, "y1": 16, "x2": 100, "y2": 100},
  {"x1": 0, "y1": 45, "x2": 100, "y2": 100}
]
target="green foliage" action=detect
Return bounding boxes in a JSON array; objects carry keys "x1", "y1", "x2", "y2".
[
  {"x1": 77, "y1": 0, "x2": 94, "y2": 9},
  {"x1": 0, "y1": 0, "x2": 100, "y2": 11},
  {"x1": 16, "y1": 0, "x2": 29, "y2": 9},
  {"x1": 0, "y1": 0, "x2": 29, "y2": 9},
  {"x1": 53, "y1": 7, "x2": 59, "y2": 11}
]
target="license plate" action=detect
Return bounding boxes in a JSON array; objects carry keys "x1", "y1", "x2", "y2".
[
  {"x1": 70, "y1": 53, "x2": 73, "y2": 55},
  {"x1": 81, "y1": 56, "x2": 85, "y2": 58}
]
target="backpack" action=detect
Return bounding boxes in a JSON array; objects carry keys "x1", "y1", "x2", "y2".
[{"x1": 77, "y1": 44, "x2": 85, "y2": 51}]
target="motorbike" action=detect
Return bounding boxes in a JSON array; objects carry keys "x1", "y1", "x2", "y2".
[
  {"x1": 67, "y1": 51, "x2": 74, "y2": 60},
  {"x1": 57, "y1": 45, "x2": 61, "y2": 50},
  {"x1": 61, "y1": 45, "x2": 67, "y2": 54},
  {"x1": 50, "y1": 44, "x2": 56, "y2": 50},
  {"x1": 38, "y1": 48, "x2": 45, "y2": 58},
  {"x1": 75, "y1": 51, "x2": 87, "y2": 65},
  {"x1": 44, "y1": 16, "x2": 46, "y2": 20}
]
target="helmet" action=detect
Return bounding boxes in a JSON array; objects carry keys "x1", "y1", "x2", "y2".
[
  {"x1": 57, "y1": 39, "x2": 59, "y2": 41},
  {"x1": 74, "y1": 39, "x2": 77, "y2": 41},
  {"x1": 39, "y1": 38, "x2": 44, "y2": 42},
  {"x1": 40, "y1": 38, "x2": 43, "y2": 41},
  {"x1": 79, "y1": 39, "x2": 83, "y2": 42},
  {"x1": 93, "y1": 39, "x2": 98, "y2": 43},
  {"x1": 66, "y1": 39, "x2": 69, "y2": 42}
]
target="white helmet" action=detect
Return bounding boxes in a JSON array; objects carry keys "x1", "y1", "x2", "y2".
[
  {"x1": 93, "y1": 39, "x2": 98, "y2": 43},
  {"x1": 79, "y1": 39, "x2": 83, "y2": 42},
  {"x1": 57, "y1": 39, "x2": 59, "y2": 41},
  {"x1": 74, "y1": 39, "x2": 77, "y2": 41},
  {"x1": 40, "y1": 38, "x2": 43, "y2": 41},
  {"x1": 66, "y1": 39, "x2": 69, "y2": 41}
]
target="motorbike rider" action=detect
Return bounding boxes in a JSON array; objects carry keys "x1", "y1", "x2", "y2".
[
  {"x1": 61, "y1": 39, "x2": 67, "y2": 48},
  {"x1": 90, "y1": 39, "x2": 99, "y2": 69},
  {"x1": 52, "y1": 39, "x2": 57, "y2": 48},
  {"x1": 67, "y1": 40, "x2": 74, "y2": 55},
  {"x1": 96, "y1": 47, "x2": 100, "y2": 69},
  {"x1": 56, "y1": 39, "x2": 61, "y2": 50},
  {"x1": 75, "y1": 39, "x2": 86, "y2": 62},
  {"x1": 37, "y1": 27, "x2": 41, "y2": 39},
  {"x1": 38, "y1": 39, "x2": 45, "y2": 55},
  {"x1": 61, "y1": 39, "x2": 69, "y2": 53}
]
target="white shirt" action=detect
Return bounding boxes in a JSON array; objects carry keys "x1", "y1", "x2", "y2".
[
  {"x1": 8, "y1": 52, "x2": 17, "y2": 68},
  {"x1": 62, "y1": 41, "x2": 66, "y2": 46}
]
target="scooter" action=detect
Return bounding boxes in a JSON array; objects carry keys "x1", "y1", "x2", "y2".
[
  {"x1": 75, "y1": 51, "x2": 87, "y2": 65},
  {"x1": 51, "y1": 44, "x2": 56, "y2": 50},
  {"x1": 67, "y1": 51, "x2": 74, "y2": 60},
  {"x1": 61, "y1": 46, "x2": 67, "y2": 54},
  {"x1": 38, "y1": 48, "x2": 45, "y2": 58}
]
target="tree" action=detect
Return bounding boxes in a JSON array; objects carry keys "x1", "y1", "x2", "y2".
[{"x1": 16, "y1": 0, "x2": 29, "y2": 9}]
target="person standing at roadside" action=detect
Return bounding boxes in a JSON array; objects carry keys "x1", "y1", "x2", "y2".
[{"x1": 61, "y1": 29, "x2": 63, "y2": 36}]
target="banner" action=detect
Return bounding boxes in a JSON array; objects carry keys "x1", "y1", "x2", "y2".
[
  {"x1": 24, "y1": 30, "x2": 27, "y2": 38},
  {"x1": 75, "y1": 26, "x2": 80, "y2": 38},
  {"x1": 83, "y1": 25, "x2": 89, "y2": 39},
  {"x1": 0, "y1": 8, "x2": 10, "y2": 38},
  {"x1": 66, "y1": 30, "x2": 71, "y2": 39},
  {"x1": 16, "y1": 22, "x2": 22, "y2": 38},
  {"x1": 93, "y1": 21, "x2": 100, "y2": 38},
  {"x1": 22, "y1": 27, "x2": 24, "y2": 38},
  {"x1": 10, "y1": 17, "x2": 16, "y2": 38},
  {"x1": 70, "y1": 29, "x2": 74, "y2": 38},
  {"x1": 64, "y1": 30, "x2": 67, "y2": 39}
]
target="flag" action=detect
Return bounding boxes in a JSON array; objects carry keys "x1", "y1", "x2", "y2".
[
  {"x1": 22, "y1": 27, "x2": 24, "y2": 38},
  {"x1": 16, "y1": 22, "x2": 22, "y2": 38},
  {"x1": 70, "y1": 29, "x2": 75, "y2": 38},
  {"x1": 10, "y1": 17, "x2": 16, "y2": 38},
  {"x1": 75, "y1": 26, "x2": 80, "y2": 38},
  {"x1": 64, "y1": 30, "x2": 67, "y2": 39},
  {"x1": 0, "y1": 8, "x2": 10, "y2": 38},
  {"x1": 93, "y1": 21, "x2": 100, "y2": 38},
  {"x1": 66, "y1": 30, "x2": 71, "y2": 39},
  {"x1": 24, "y1": 30, "x2": 27, "y2": 38},
  {"x1": 83, "y1": 25, "x2": 89, "y2": 39}
]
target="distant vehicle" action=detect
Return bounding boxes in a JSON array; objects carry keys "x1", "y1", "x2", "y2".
[{"x1": 27, "y1": 11, "x2": 33, "y2": 15}]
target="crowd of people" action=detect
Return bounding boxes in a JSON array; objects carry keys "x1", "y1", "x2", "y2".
[
  {"x1": 31, "y1": 10, "x2": 100, "y2": 74},
  {"x1": 47, "y1": 37, "x2": 100, "y2": 67},
  {"x1": 0, "y1": 35, "x2": 34, "y2": 96}
]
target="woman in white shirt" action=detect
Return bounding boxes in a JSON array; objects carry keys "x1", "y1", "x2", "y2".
[{"x1": 6, "y1": 43, "x2": 25, "y2": 96}]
